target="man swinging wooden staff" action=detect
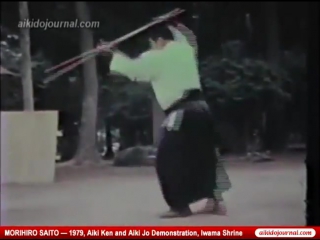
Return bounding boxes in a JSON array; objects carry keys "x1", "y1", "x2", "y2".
[
  {"x1": 43, "y1": 9, "x2": 184, "y2": 83},
  {"x1": 98, "y1": 20, "x2": 231, "y2": 218}
]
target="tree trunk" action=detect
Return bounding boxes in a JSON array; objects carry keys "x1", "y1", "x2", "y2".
[
  {"x1": 264, "y1": 2, "x2": 289, "y2": 151},
  {"x1": 19, "y1": 2, "x2": 34, "y2": 111},
  {"x1": 74, "y1": 1, "x2": 100, "y2": 163},
  {"x1": 264, "y1": 1, "x2": 280, "y2": 69}
]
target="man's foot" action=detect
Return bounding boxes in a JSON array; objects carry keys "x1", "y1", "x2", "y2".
[
  {"x1": 198, "y1": 200, "x2": 227, "y2": 215},
  {"x1": 159, "y1": 207, "x2": 192, "y2": 219}
]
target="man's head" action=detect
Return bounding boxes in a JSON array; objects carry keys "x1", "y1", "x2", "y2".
[{"x1": 148, "y1": 25, "x2": 174, "y2": 50}]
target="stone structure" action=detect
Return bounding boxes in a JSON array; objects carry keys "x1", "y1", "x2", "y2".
[{"x1": 1, "y1": 111, "x2": 58, "y2": 184}]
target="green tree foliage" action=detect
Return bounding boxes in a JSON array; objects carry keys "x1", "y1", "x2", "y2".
[
  {"x1": 1, "y1": 29, "x2": 50, "y2": 109},
  {"x1": 202, "y1": 58, "x2": 291, "y2": 108},
  {"x1": 200, "y1": 41, "x2": 292, "y2": 152},
  {"x1": 98, "y1": 76, "x2": 153, "y2": 150}
]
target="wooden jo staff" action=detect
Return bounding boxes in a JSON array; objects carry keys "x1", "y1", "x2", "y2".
[{"x1": 43, "y1": 8, "x2": 185, "y2": 83}]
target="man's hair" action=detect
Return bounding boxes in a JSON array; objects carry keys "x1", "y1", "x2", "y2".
[{"x1": 148, "y1": 24, "x2": 174, "y2": 41}]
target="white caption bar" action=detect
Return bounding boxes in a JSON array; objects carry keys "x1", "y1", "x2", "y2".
[{"x1": 255, "y1": 228, "x2": 316, "y2": 238}]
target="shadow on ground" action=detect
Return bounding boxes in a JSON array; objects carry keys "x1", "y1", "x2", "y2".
[{"x1": 1, "y1": 153, "x2": 305, "y2": 226}]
